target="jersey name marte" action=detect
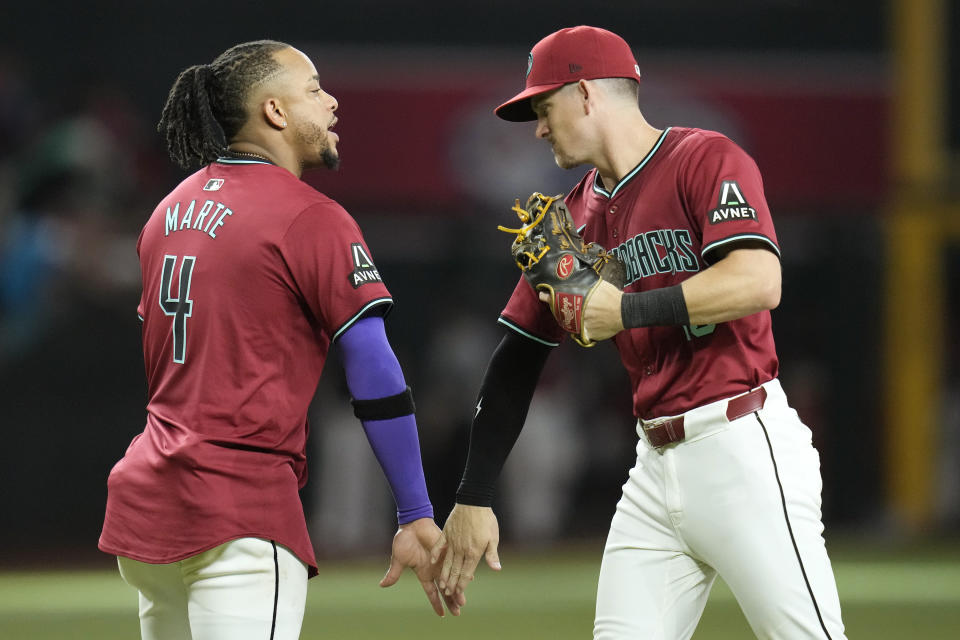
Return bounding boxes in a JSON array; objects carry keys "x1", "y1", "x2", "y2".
[{"x1": 163, "y1": 198, "x2": 235, "y2": 239}]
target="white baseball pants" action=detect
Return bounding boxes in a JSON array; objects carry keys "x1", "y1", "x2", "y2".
[
  {"x1": 594, "y1": 379, "x2": 846, "y2": 639},
  {"x1": 118, "y1": 537, "x2": 308, "y2": 640}
]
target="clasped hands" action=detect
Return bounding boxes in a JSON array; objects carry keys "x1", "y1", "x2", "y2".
[
  {"x1": 381, "y1": 507, "x2": 500, "y2": 616},
  {"x1": 380, "y1": 517, "x2": 465, "y2": 617}
]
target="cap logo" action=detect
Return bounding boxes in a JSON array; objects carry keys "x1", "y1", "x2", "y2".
[
  {"x1": 568, "y1": 63, "x2": 583, "y2": 73},
  {"x1": 635, "y1": 64, "x2": 641, "y2": 76},
  {"x1": 526, "y1": 52, "x2": 533, "y2": 78}
]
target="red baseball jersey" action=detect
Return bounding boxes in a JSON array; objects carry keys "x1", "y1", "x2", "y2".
[
  {"x1": 500, "y1": 127, "x2": 780, "y2": 419},
  {"x1": 99, "y1": 158, "x2": 392, "y2": 576}
]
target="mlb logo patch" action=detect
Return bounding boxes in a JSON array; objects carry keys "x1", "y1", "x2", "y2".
[{"x1": 203, "y1": 179, "x2": 225, "y2": 191}]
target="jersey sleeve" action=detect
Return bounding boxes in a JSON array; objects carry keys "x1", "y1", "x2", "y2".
[
  {"x1": 498, "y1": 275, "x2": 565, "y2": 347},
  {"x1": 280, "y1": 201, "x2": 392, "y2": 340},
  {"x1": 683, "y1": 136, "x2": 780, "y2": 265}
]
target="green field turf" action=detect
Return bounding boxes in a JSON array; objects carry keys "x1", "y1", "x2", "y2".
[{"x1": 1, "y1": 543, "x2": 958, "y2": 639}]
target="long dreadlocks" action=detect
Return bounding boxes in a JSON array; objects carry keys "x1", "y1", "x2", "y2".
[{"x1": 157, "y1": 40, "x2": 289, "y2": 170}]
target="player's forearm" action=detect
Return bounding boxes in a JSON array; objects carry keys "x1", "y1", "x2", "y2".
[
  {"x1": 338, "y1": 316, "x2": 433, "y2": 523},
  {"x1": 618, "y1": 248, "x2": 779, "y2": 331},
  {"x1": 360, "y1": 414, "x2": 434, "y2": 523},
  {"x1": 456, "y1": 330, "x2": 551, "y2": 507},
  {"x1": 680, "y1": 248, "x2": 781, "y2": 325}
]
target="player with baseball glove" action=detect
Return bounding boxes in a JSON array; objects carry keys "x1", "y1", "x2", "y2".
[{"x1": 433, "y1": 25, "x2": 846, "y2": 640}]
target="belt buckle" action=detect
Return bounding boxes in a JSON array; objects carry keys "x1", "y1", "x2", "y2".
[
  {"x1": 641, "y1": 415, "x2": 685, "y2": 450},
  {"x1": 641, "y1": 416, "x2": 670, "y2": 431}
]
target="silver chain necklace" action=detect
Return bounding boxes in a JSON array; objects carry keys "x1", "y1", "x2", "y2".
[{"x1": 225, "y1": 148, "x2": 273, "y2": 163}]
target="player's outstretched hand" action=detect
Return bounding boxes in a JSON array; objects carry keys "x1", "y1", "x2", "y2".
[
  {"x1": 429, "y1": 504, "x2": 501, "y2": 599},
  {"x1": 380, "y1": 517, "x2": 464, "y2": 617}
]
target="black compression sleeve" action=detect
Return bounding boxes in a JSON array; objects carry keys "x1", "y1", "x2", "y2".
[
  {"x1": 455, "y1": 330, "x2": 552, "y2": 507},
  {"x1": 621, "y1": 284, "x2": 690, "y2": 328}
]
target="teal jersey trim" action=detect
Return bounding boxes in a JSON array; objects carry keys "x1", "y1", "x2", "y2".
[
  {"x1": 701, "y1": 234, "x2": 781, "y2": 263},
  {"x1": 592, "y1": 127, "x2": 672, "y2": 199},
  {"x1": 215, "y1": 157, "x2": 272, "y2": 165},
  {"x1": 333, "y1": 298, "x2": 394, "y2": 341},
  {"x1": 497, "y1": 317, "x2": 560, "y2": 347}
]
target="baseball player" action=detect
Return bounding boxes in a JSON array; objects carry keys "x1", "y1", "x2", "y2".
[
  {"x1": 432, "y1": 26, "x2": 847, "y2": 639},
  {"x1": 99, "y1": 40, "x2": 460, "y2": 640}
]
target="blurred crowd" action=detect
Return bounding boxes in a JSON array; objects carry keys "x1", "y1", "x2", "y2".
[{"x1": 0, "y1": 56, "x2": 164, "y2": 363}]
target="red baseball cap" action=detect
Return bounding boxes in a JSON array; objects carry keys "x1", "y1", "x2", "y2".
[{"x1": 495, "y1": 26, "x2": 641, "y2": 122}]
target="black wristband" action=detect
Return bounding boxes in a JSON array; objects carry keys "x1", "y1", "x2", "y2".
[
  {"x1": 350, "y1": 386, "x2": 415, "y2": 421},
  {"x1": 621, "y1": 284, "x2": 690, "y2": 329}
]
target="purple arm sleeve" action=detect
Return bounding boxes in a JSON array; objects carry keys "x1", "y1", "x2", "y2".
[{"x1": 337, "y1": 316, "x2": 433, "y2": 523}]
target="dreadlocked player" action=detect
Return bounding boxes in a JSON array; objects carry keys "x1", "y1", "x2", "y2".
[{"x1": 99, "y1": 40, "x2": 461, "y2": 640}]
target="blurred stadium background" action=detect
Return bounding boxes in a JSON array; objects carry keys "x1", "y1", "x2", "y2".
[{"x1": 1, "y1": 0, "x2": 958, "y2": 637}]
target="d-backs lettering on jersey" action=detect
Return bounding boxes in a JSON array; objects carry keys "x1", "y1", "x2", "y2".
[
  {"x1": 500, "y1": 127, "x2": 780, "y2": 419},
  {"x1": 100, "y1": 159, "x2": 392, "y2": 576},
  {"x1": 609, "y1": 228, "x2": 699, "y2": 286}
]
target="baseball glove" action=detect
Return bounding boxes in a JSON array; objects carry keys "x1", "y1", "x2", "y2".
[{"x1": 498, "y1": 192, "x2": 626, "y2": 347}]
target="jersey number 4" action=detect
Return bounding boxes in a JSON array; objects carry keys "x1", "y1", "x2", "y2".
[{"x1": 159, "y1": 255, "x2": 196, "y2": 364}]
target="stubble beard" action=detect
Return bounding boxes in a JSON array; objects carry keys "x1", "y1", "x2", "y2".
[
  {"x1": 296, "y1": 121, "x2": 340, "y2": 170},
  {"x1": 549, "y1": 139, "x2": 582, "y2": 170},
  {"x1": 552, "y1": 149, "x2": 581, "y2": 170}
]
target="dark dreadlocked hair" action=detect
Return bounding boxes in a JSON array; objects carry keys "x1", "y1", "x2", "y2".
[{"x1": 157, "y1": 40, "x2": 290, "y2": 170}]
